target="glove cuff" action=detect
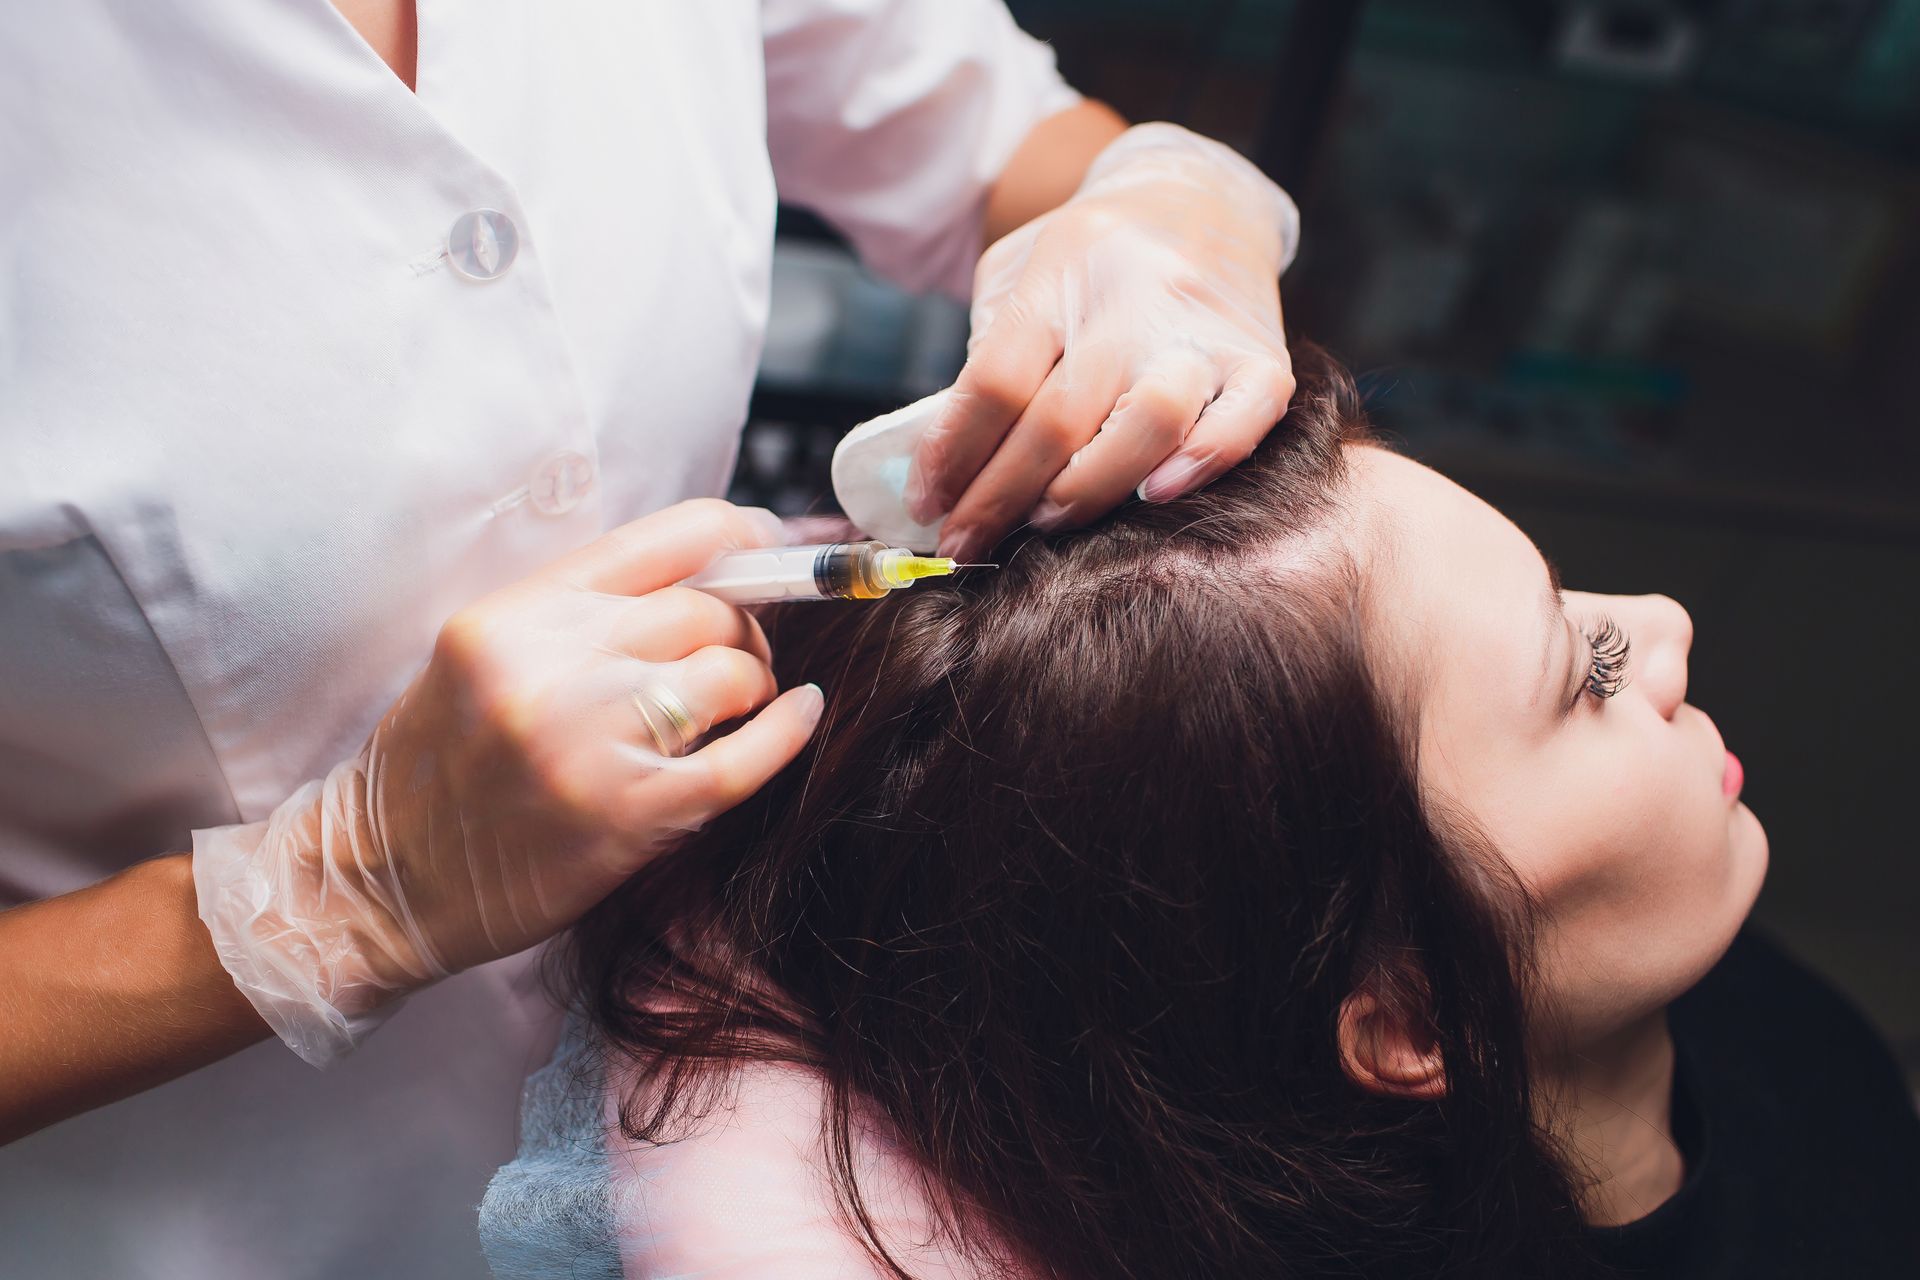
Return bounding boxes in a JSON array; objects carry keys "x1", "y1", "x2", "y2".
[
  {"x1": 191, "y1": 768, "x2": 416, "y2": 1068},
  {"x1": 1077, "y1": 122, "x2": 1302, "y2": 274}
]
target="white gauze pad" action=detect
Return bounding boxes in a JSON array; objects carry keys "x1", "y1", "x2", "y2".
[{"x1": 830, "y1": 390, "x2": 951, "y2": 552}]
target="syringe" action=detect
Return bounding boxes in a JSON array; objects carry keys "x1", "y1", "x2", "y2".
[{"x1": 680, "y1": 540, "x2": 977, "y2": 605}]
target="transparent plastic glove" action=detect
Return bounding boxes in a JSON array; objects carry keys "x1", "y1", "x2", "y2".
[
  {"x1": 191, "y1": 499, "x2": 826, "y2": 1067},
  {"x1": 905, "y1": 122, "x2": 1301, "y2": 563}
]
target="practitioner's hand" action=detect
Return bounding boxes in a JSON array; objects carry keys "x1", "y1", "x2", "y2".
[
  {"x1": 191, "y1": 500, "x2": 826, "y2": 1066},
  {"x1": 905, "y1": 123, "x2": 1301, "y2": 564}
]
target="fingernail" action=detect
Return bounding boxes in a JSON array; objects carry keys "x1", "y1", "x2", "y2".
[
  {"x1": 740, "y1": 505, "x2": 786, "y2": 543},
  {"x1": 799, "y1": 682, "x2": 826, "y2": 723},
  {"x1": 1138, "y1": 452, "x2": 1214, "y2": 503},
  {"x1": 938, "y1": 525, "x2": 981, "y2": 564},
  {"x1": 1029, "y1": 498, "x2": 1070, "y2": 532}
]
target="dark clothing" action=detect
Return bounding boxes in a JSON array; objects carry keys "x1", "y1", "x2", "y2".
[{"x1": 1589, "y1": 929, "x2": 1920, "y2": 1277}]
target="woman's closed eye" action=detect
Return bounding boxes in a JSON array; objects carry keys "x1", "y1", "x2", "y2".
[{"x1": 1576, "y1": 616, "x2": 1632, "y2": 707}]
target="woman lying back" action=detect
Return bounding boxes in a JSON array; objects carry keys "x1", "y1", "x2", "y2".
[{"x1": 485, "y1": 348, "x2": 1919, "y2": 1279}]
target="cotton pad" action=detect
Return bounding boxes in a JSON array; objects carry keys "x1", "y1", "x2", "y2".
[{"x1": 830, "y1": 390, "x2": 951, "y2": 552}]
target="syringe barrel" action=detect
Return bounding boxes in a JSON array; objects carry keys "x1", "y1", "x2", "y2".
[{"x1": 680, "y1": 541, "x2": 892, "y2": 604}]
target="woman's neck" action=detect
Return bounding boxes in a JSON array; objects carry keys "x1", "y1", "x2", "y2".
[{"x1": 1550, "y1": 1011, "x2": 1686, "y2": 1227}]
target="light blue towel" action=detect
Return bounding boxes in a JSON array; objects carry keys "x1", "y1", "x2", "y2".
[{"x1": 478, "y1": 1015, "x2": 622, "y2": 1279}]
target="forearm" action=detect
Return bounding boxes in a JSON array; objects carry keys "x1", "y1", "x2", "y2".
[
  {"x1": 0, "y1": 853, "x2": 268, "y2": 1145},
  {"x1": 981, "y1": 98, "x2": 1129, "y2": 246}
]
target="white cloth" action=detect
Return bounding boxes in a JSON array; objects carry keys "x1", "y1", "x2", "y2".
[
  {"x1": 0, "y1": 2, "x2": 1076, "y2": 1275},
  {"x1": 833, "y1": 390, "x2": 955, "y2": 550},
  {"x1": 479, "y1": 1021, "x2": 1005, "y2": 1279}
]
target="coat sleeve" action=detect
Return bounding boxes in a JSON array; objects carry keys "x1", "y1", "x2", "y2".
[{"x1": 761, "y1": 0, "x2": 1082, "y2": 300}]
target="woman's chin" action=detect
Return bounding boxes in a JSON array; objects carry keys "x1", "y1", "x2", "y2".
[{"x1": 1721, "y1": 803, "x2": 1770, "y2": 932}]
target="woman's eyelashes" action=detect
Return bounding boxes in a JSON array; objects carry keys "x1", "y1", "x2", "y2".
[{"x1": 1578, "y1": 616, "x2": 1632, "y2": 705}]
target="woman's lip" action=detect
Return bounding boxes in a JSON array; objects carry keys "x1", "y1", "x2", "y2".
[{"x1": 1722, "y1": 749, "x2": 1744, "y2": 800}]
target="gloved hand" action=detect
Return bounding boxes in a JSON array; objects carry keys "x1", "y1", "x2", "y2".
[
  {"x1": 191, "y1": 500, "x2": 826, "y2": 1067},
  {"x1": 905, "y1": 122, "x2": 1300, "y2": 564}
]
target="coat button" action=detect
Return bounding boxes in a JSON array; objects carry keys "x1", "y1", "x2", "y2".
[
  {"x1": 447, "y1": 210, "x2": 519, "y2": 280},
  {"x1": 528, "y1": 451, "x2": 595, "y2": 515}
]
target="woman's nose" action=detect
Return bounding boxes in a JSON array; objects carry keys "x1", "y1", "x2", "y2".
[{"x1": 1631, "y1": 593, "x2": 1692, "y2": 719}]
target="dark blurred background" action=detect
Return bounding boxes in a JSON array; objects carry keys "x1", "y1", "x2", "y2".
[{"x1": 733, "y1": 0, "x2": 1920, "y2": 1083}]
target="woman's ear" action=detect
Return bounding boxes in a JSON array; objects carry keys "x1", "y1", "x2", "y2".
[{"x1": 1338, "y1": 989, "x2": 1447, "y2": 1100}]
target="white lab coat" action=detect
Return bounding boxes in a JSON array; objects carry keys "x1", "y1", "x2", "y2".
[{"x1": 0, "y1": 1, "x2": 1077, "y2": 1275}]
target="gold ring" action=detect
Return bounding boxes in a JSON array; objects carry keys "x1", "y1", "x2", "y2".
[{"x1": 632, "y1": 682, "x2": 697, "y2": 758}]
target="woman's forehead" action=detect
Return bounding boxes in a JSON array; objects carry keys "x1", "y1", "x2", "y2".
[{"x1": 1340, "y1": 446, "x2": 1558, "y2": 727}]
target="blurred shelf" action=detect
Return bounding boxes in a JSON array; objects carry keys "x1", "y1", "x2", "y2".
[{"x1": 1427, "y1": 444, "x2": 1920, "y2": 546}]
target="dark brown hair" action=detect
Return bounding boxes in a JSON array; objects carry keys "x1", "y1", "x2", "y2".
[{"x1": 569, "y1": 346, "x2": 1598, "y2": 1278}]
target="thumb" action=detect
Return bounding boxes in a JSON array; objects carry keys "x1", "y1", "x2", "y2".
[{"x1": 546, "y1": 498, "x2": 787, "y2": 597}]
